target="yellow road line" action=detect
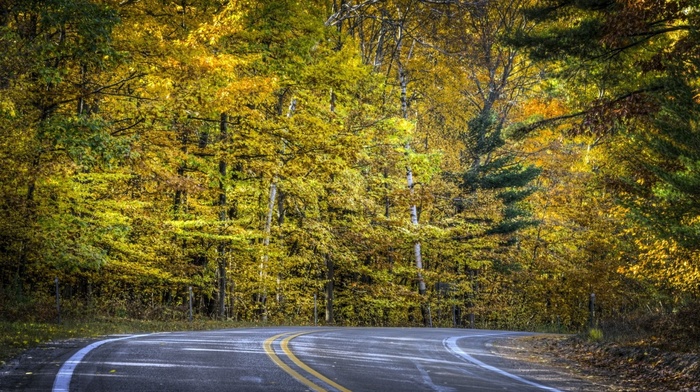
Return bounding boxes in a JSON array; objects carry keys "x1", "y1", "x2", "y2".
[
  {"x1": 264, "y1": 332, "x2": 325, "y2": 392},
  {"x1": 264, "y1": 331, "x2": 351, "y2": 392},
  {"x1": 281, "y1": 332, "x2": 352, "y2": 392}
]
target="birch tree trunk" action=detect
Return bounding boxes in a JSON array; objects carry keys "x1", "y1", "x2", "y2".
[
  {"x1": 399, "y1": 50, "x2": 432, "y2": 327},
  {"x1": 260, "y1": 97, "x2": 296, "y2": 321}
]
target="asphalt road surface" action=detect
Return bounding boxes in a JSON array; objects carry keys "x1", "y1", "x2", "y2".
[{"x1": 1, "y1": 327, "x2": 601, "y2": 391}]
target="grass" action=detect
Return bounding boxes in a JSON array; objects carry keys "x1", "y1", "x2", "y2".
[
  {"x1": 587, "y1": 327, "x2": 604, "y2": 342},
  {"x1": 0, "y1": 318, "x2": 260, "y2": 366}
]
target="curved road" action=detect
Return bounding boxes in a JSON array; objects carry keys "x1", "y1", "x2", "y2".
[{"x1": 3, "y1": 327, "x2": 597, "y2": 391}]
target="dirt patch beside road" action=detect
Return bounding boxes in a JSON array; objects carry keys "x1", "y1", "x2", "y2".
[{"x1": 493, "y1": 334, "x2": 700, "y2": 392}]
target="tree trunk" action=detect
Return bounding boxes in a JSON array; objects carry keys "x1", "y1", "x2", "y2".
[
  {"x1": 384, "y1": 167, "x2": 390, "y2": 218},
  {"x1": 325, "y1": 254, "x2": 334, "y2": 324},
  {"x1": 217, "y1": 112, "x2": 228, "y2": 319},
  {"x1": 217, "y1": 251, "x2": 226, "y2": 318},
  {"x1": 407, "y1": 162, "x2": 430, "y2": 326},
  {"x1": 399, "y1": 58, "x2": 432, "y2": 327},
  {"x1": 260, "y1": 180, "x2": 275, "y2": 321},
  {"x1": 259, "y1": 98, "x2": 297, "y2": 320}
]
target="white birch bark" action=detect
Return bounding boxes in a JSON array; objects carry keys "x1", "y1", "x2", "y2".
[
  {"x1": 260, "y1": 98, "x2": 296, "y2": 321},
  {"x1": 406, "y1": 161, "x2": 427, "y2": 296},
  {"x1": 399, "y1": 34, "x2": 431, "y2": 326}
]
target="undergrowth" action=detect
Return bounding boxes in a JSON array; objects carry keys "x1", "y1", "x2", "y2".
[{"x1": 594, "y1": 302, "x2": 700, "y2": 352}]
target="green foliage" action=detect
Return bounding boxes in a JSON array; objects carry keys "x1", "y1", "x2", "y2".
[
  {"x1": 1, "y1": 0, "x2": 694, "y2": 339},
  {"x1": 587, "y1": 327, "x2": 604, "y2": 342},
  {"x1": 511, "y1": 0, "x2": 700, "y2": 305}
]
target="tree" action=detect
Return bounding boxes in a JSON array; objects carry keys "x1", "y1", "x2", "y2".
[
  {"x1": 0, "y1": 0, "x2": 132, "y2": 302},
  {"x1": 512, "y1": 0, "x2": 700, "y2": 300}
]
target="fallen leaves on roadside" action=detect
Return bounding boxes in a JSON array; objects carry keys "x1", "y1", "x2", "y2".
[{"x1": 531, "y1": 336, "x2": 700, "y2": 392}]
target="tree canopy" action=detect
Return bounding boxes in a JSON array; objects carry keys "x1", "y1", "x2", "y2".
[{"x1": 0, "y1": 0, "x2": 696, "y2": 329}]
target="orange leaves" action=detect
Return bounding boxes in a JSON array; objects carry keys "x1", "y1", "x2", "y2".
[{"x1": 516, "y1": 98, "x2": 569, "y2": 122}]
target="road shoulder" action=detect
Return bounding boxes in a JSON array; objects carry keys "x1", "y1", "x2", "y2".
[
  {"x1": 489, "y1": 335, "x2": 634, "y2": 392},
  {"x1": 0, "y1": 338, "x2": 95, "y2": 391},
  {"x1": 492, "y1": 334, "x2": 700, "y2": 392}
]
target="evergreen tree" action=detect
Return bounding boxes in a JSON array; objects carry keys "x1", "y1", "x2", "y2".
[
  {"x1": 512, "y1": 0, "x2": 700, "y2": 297},
  {"x1": 0, "y1": 0, "x2": 127, "y2": 296}
]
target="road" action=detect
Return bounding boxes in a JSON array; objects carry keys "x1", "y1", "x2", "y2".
[{"x1": 1, "y1": 327, "x2": 601, "y2": 391}]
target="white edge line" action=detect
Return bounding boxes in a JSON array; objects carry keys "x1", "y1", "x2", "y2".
[
  {"x1": 443, "y1": 336, "x2": 562, "y2": 392},
  {"x1": 52, "y1": 334, "x2": 152, "y2": 392}
]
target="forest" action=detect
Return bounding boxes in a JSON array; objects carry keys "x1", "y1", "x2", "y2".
[{"x1": 0, "y1": 0, "x2": 697, "y2": 332}]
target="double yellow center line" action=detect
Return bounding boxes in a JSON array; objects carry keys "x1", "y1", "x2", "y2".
[{"x1": 263, "y1": 331, "x2": 351, "y2": 392}]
